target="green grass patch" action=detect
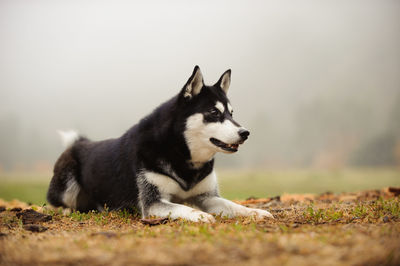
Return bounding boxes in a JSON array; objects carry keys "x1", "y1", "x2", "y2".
[
  {"x1": 302, "y1": 198, "x2": 400, "y2": 224},
  {"x1": 218, "y1": 168, "x2": 400, "y2": 199},
  {"x1": 1, "y1": 168, "x2": 400, "y2": 205},
  {"x1": 303, "y1": 204, "x2": 344, "y2": 224},
  {"x1": 0, "y1": 180, "x2": 49, "y2": 205}
]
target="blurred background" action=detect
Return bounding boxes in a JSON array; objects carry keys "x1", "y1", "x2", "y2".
[{"x1": 1, "y1": 0, "x2": 399, "y2": 204}]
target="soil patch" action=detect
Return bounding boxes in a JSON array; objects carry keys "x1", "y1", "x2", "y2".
[
  {"x1": 0, "y1": 188, "x2": 399, "y2": 266},
  {"x1": 16, "y1": 209, "x2": 52, "y2": 224}
]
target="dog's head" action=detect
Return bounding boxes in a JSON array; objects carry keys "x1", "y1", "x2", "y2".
[{"x1": 179, "y1": 66, "x2": 250, "y2": 164}]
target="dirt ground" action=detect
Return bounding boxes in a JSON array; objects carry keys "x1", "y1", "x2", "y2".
[{"x1": 1, "y1": 188, "x2": 399, "y2": 266}]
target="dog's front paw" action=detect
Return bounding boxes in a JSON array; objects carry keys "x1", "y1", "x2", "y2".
[
  {"x1": 247, "y1": 208, "x2": 274, "y2": 219},
  {"x1": 188, "y1": 210, "x2": 216, "y2": 223}
]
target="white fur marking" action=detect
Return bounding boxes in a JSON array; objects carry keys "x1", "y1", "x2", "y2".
[
  {"x1": 215, "y1": 101, "x2": 225, "y2": 113},
  {"x1": 184, "y1": 114, "x2": 242, "y2": 163},
  {"x1": 158, "y1": 161, "x2": 187, "y2": 189},
  {"x1": 62, "y1": 178, "x2": 80, "y2": 209},
  {"x1": 210, "y1": 119, "x2": 241, "y2": 144},
  {"x1": 184, "y1": 114, "x2": 217, "y2": 163},
  {"x1": 144, "y1": 171, "x2": 218, "y2": 199},
  {"x1": 227, "y1": 103, "x2": 233, "y2": 114},
  {"x1": 57, "y1": 130, "x2": 79, "y2": 148}
]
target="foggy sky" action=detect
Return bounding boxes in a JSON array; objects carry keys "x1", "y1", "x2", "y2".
[{"x1": 1, "y1": 0, "x2": 400, "y2": 169}]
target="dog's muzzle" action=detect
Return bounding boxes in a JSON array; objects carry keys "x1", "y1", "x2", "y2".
[
  {"x1": 238, "y1": 129, "x2": 250, "y2": 142},
  {"x1": 210, "y1": 129, "x2": 250, "y2": 153}
]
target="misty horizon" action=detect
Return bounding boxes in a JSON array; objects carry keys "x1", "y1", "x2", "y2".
[{"x1": 1, "y1": 0, "x2": 399, "y2": 170}]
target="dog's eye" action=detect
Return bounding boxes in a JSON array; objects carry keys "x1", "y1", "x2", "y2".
[{"x1": 210, "y1": 108, "x2": 220, "y2": 117}]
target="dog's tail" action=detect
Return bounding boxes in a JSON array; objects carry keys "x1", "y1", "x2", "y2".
[{"x1": 57, "y1": 130, "x2": 81, "y2": 148}]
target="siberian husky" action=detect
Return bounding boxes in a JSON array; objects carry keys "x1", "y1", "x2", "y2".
[{"x1": 47, "y1": 66, "x2": 273, "y2": 222}]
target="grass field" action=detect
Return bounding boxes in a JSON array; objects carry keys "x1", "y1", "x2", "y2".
[
  {"x1": 0, "y1": 168, "x2": 399, "y2": 205},
  {"x1": 1, "y1": 188, "x2": 399, "y2": 265},
  {"x1": 218, "y1": 168, "x2": 400, "y2": 199}
]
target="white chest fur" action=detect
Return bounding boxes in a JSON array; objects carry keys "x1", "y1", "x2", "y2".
[{"x1": 143, "y1": 170, "x2": 218, "y2": 200}]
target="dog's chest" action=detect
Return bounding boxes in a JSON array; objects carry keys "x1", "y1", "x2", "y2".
[{"x1": 143, "y1": 170, "x2": 217, "y2": 200}]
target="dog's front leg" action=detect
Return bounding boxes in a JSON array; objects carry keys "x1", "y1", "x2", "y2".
[
  {"x1": 144, "y1": 199, "x2": 215, "y2": 223},
  {"x1": 193, "y1": 195, "x2": 274, "y2": 219},
  {"x1": 137, "y1": 171, "x2": 215, "y2": 222}
]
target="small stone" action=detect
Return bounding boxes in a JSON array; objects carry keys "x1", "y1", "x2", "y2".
[
  {"x1": 16, "y1": 209, "x2": 52, "y2": 224},
  {"x1": 388, "y1": 187, "x2": 400, "y2": 196},
  {"x1": 271, "y1": 196, "x2": 281, "y2": 202},
  {"x1": 23, "y1": 224, "x2": 48, "y2": 233},
  {"x1": 246, "y1": 196, "x2": 258, "y2": 201},
  {"x1": 383, "y1": 216, "x2": 389, "y2": 223}
]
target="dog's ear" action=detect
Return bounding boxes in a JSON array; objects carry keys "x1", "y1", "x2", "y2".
[
  {"x1": 182, "y1": 66, "x2": 204, "y2": 99},
  {"x1": 215, "y1": 69, "x2": 231, "y2": 94}
]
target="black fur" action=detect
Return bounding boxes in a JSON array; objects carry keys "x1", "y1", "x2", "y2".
[{"x1": 47, "y1": 66, "x2": 241, "y2": 213}]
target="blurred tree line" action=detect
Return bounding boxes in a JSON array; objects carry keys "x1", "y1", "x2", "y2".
[
  {"x1": 351, "y1": 92, "x2": 400, "y2": 166},
  {"x1": 0, "y1": 114, "x2": 54, "y2": 172},
  {"x1": 219, "y1": 91, "x2": 400, "y2": 169},
  {"x1": 1, "y1": 93, "x2": 400, "y2": 171}
]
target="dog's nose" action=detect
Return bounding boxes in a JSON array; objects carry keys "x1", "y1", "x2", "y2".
[{"x1": 238, "y1": 129, "x2": 250, "y2": 141}]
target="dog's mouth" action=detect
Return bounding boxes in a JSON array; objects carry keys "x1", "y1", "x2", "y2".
[{"x1": 209, "y1": 138, "x2": 241, "y2": 152}]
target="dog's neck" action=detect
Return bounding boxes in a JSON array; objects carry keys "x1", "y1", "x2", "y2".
[
  {"x1": 189, "y1": 158, "x2": 213, "y2": 169},
  {"x1": 169, "y1": 140, "x2": 215, "y2": 169},
  {"x1": 187, "y1": 149, "x2": 216, "y2": 169}
]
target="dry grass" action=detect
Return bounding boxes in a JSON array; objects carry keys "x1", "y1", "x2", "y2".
[{"x1": 0, "y1": 189, "x2": 400, "y2": 266}]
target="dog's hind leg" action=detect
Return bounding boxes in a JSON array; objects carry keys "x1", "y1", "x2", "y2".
[
  {"x1": 47, "y1": 167, "x2": 81, "y2": 210},
  {"x1": 61, "y1": 176, "x2": 81, "y2": 209},
  {"x1": 47, "y1": 172, "x2": 97, "y2": 212},
  {"x1": 47, "y1": 172, "x2": 73, "y2": 209},
  {"x1": 47, "y1": 148, "x2": 97, "y2": 212}
]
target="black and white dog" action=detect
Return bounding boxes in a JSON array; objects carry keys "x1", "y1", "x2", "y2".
[{"x1": 47, "y1": 66, "x2": 273, "y2": 222}]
